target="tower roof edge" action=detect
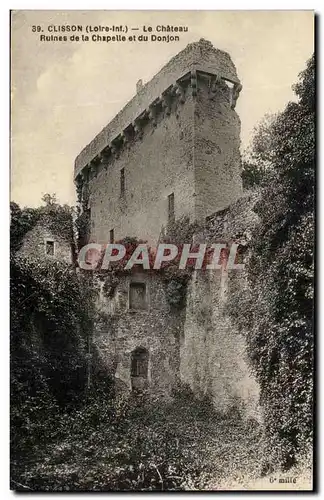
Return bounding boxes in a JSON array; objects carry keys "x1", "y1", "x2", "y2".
[{"x1": 74, "y1": 39, "x2": 240, "y2": 177}]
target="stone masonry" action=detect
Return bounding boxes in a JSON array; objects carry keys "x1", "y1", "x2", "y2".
[
  {"x1": 94, "y1": 271, "x2": 183, "y2": 398},
  {"x1": 75, "y1": 40, "x2": 260, "y2": 417},
  {"x1": 74, "y1": 39, "x2": 243, "y2": 244},
  {"x1": 16, "y1": 212, "x2": 75, "y2": 265}
]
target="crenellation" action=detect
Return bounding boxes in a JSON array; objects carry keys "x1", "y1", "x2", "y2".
[
  {"x1": 119, "y1": 132, "x2": 126, "y2": 145},
  {"x1": 175, "y1": 82, "x2": 186, "y2": 103},
  {"x1": 133, "y1": 118, "x2": 144, "y2": 140},
  {"x1": 110, "y1": 142, "x2": 118, "y2": 157},
  {"x1": 161, "y1": 91, "x2": 172, "y2": 116},
  {"x1": 101, "y1": 145, "x2": 113, "y2": 167},
  {"x1": 209, "y1": 73, "x2": 222, "y2": 94},
  {"x1": 123, "y1": 124, "x2": 136, "y2": 142},
  {"x1": 74, "y1": 39, "x2": 240, "y2": 176},
  {"x1": 231, "y1": 82, "x2": 242, "y2": 109},
  {"x1": 88, "y1": 162, "x2": 97, "y2": 180},
  {"x1": 148, "y1": 101, "x2": 160, "y2": 127},
  {"x1": 75, "y1": 39, "x2": 242, "y2": 243}
]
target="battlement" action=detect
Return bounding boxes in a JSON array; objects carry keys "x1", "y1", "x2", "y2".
[
  {"x1": 74, "y1": 39, "x2": 241, "y2": 178},
  {"x1": 75, "y1": 39, "x2": 243, "y2": 244}
]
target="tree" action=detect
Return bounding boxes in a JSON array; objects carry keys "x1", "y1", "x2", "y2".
[
  {"x1": 10, "y1": 202, "x2": 40, "y2": 253},
  {"x1": 10, "y1": 198, "x2": 75, "y2": 254},
  {"x1": 10, "y1": 196, "x2": 93, "y2": 457},
  {"x1": 234, "y1": 54, "x2": 314, "y2": 470},
  {"x1": 42, "y1": 193, "x2": 57, "y2": 206},
  {"x1": 241, "y1": 114, "x2": 278, "y2": 189},
  {"x1": 10, "y1": 254, "x2": 97, "y2": 459}
]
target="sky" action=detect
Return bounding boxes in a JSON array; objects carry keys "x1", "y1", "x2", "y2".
[{"x1": 11, "y1": 10, "x2": 314, "y2": 208}]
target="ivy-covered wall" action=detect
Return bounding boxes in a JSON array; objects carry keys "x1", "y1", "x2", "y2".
[
  {"x1": 93, "y1": 270, "x2": 184, "y2": 398},
  {"x1": 15, "y1": 209, "x2": 75, "y2": 264},
  {"x1": 178, "y1": 192, "x2": 261, "y2": 417},
  {"x1": 92, "y1": 195, "x2": 261, "y2": 414},
  {"x1": 180, "y1": 268, "x2": 260, "y2": 419}
]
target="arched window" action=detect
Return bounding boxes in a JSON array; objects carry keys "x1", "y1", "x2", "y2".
[
  {"x1": 131, "y1": 347, "x2": 149, "y2": 391},
  {"x1": 131, "y1": 347, "x2": 148, "y2": 377}
]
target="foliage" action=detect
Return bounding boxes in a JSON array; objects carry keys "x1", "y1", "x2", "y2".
[
  {"x1": 230, "y1": 54, "x2": 314, "y2": 470},
  {"x1": 41, "y1": 193, "x2": 57, "y2": 206},
  {"x1": 162, "y1": 215, "x2": 200, "y2": 245},
  {"x1": 102, "y1": 270, "x2": 120, "y2": 298},
  {"x1": 241, "y1": 114, "x2": 278, "y2": 189},
  {"x1": 241, "y1": 161, "x2": 265, "y2": 190},
  {"x1": 10, "y1": 255, "x2": 97, "y2": 459},
  {"x1": 10, "y1": 202, "x2": 41, "y2": 252},
  {"x1": 11, "y1": 390, "x2": 263, "y2": 491},
  {"x1": 165, "y1": 278, "x2": 188, "y2": 308},
  {"x1": 75, "y1": 209, "x2": 91, "y2": 250},
  {"x1": 94, "y1": 236, "x2": 193, "y2": 308},
  {"x1": 10, "y1": 196, "x2": 75, "y2": 254}
]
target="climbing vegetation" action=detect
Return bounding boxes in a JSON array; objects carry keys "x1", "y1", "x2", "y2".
[{"x1": 230, "y1": 54, "x2": 314, "y2": 471}]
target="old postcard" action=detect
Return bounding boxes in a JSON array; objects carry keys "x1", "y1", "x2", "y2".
[{"x1": 10, "y1": 10, "x2": 315, "y2": 492}]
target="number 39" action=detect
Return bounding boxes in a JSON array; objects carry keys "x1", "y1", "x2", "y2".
[{"x1": 31, "y1": 26, "x2": 42, "y2": 32}]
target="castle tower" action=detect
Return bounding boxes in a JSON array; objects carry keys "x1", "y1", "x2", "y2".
[{"x1": 74, "y1": 39, "x2": 243, "y2": 244}]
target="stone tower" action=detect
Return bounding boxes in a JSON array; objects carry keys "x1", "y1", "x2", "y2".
[{"x1": 74, "y1": 39, "x2": 243, "y2": 244}]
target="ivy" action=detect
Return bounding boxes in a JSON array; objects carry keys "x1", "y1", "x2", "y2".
[
  {"x1": 10, "y1": 253, "x2": 97, "y2": 459},
  {"x1": 228, "y1": 54, "x2": 314, "y2": 471},
  {"x1": 165, "y1": 278, "x2": 188, "y2": 308},
  {"x1": 75, "y1": 209, "x2": 91, "y2": 250},
  {"x1": 10, "y1": 197, "x2": 75, "y2": 254},
  {"x1": 94, "y1": 236, "x2": 193, "y2": 309}
]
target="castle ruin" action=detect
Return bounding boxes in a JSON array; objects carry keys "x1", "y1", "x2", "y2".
[
  {"x1": 74, "y1": 39, "x2": 243, "y2": 244},
  {"x1": 75, "y1": 39, "x2": 260, "y2": 418}
]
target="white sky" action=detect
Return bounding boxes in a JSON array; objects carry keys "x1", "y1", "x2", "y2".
[{"x1": 11, "y1": 10, "x2": 314, "y2": 208}]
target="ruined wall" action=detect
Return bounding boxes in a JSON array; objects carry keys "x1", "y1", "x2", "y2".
[
  {"x1": 88, "y1": 93, "x2": 195, "y2": 244},
  {"x1": 75, "y1": 39, "x2": 243, "y2": 244},
  {"x1": 180, "y1": 193, "x2": 260, "y2": 419},
  {"x1": 16, "y1": 217, "x2": 74, "y2": 264},
  {"x1": 94, "y1": 271, "x2": 183, "y2": 397},
  {"x1": 180, "y1": 269, "x2": 260, "y2": 419},
  {"x1": 92, "y1": 194, "x2": 261, "y2": 415},
  {"x1": 194, "y1": 77, "x2": 242, "y2": 219}
]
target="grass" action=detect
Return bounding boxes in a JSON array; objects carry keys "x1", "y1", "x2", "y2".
[{"x1": 10, "y1": 390, "x2": 311, "y2": 492}]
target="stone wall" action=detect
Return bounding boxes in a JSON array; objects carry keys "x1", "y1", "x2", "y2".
[
  {"x1": 94, "y1": 271, "x2": 183, "y2": 397},
  {"x1": 75, "y1": 39, "x2": 243, "y2": 244},
  {"x1": 180, "y1": 268, "x2": 260, "y2": 419},
  {"x1": 93, "y1": 193, "x2": 261, "y2": 417},
  {"x1": 74, "y1": 39, "x2": 240, "y2": 175},
  {"x1": 16, "y1": 215, "x2": 74, "y2": 264},
  {"x1": 88, "y1": 92, "x2": 196, "y2": 244},
  {"x1": 194, "y1": 77, "x2": 242, "y2": 219},
  {"x1": 180, "y1": 192, "x2": 261, "y2": 418}
]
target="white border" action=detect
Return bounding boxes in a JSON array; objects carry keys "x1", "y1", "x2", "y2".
[{"x1": 3, "y1": 3, "x2": 321, "y2": 499}]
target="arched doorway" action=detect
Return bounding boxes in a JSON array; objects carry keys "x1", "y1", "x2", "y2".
[{"x1": 131, "y1": 347, "x2": 149, "y2": 391}]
